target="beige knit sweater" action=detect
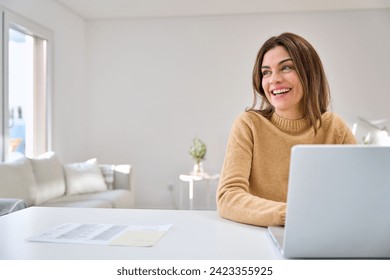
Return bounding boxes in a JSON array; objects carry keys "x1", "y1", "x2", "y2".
[{"x1": 217, "y1": 111, "x2": 357, "y2": 227}]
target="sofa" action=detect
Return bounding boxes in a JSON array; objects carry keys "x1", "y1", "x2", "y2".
[{"x1": 0, "y1": 152, "x2": 134, "y2": 209}]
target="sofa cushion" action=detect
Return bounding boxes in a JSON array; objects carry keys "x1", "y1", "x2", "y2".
[
  {"x1": 89, "y1": 189, "x2": 133, "y2": 208},
  {"x1": 39, "y1": 189, "x2": 132, "y2": 208},
  {"x1": 30, "y1": 151, "x2": 66, "y2": 205},
  {"x1": 64, "y1": 158, "x2": 108, "y2": 195},
  {"x1": 74, "y1": 189, "x2": 133, "y2": 208},
  {"x1": 0, "y1": 157, "x2": 37, "y2": 206},
  {"x1": 40, "y1": 198, "x2": 112, "y2": 208},
  {"x1": 99, "y1": 164, "x2": 115, "y2": 189}
]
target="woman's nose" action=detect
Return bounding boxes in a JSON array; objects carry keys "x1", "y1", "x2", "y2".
[{"x1": 269, "y1": 71, "x2": 282, "y2": 84}]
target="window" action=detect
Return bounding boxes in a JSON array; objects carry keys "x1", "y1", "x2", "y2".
[{"x1": 1, "y1": 9, "x2": 52, "y2": 161}]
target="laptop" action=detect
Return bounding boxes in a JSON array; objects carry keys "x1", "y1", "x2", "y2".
[{"x1": 268, "y1": 145, "x2": 390, "y2": 259}]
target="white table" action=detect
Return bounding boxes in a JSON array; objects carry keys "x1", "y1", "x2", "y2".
[
  {"x1": 179, "y1": 173, "x2": 219, "y2": 210},
  {"x1": 0, "y1": 207, "x2": 283, "y2": 260}
]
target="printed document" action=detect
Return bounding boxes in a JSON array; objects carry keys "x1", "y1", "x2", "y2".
[{"x1": 29, "y1": 223, "x2": 171, "y2": 247}]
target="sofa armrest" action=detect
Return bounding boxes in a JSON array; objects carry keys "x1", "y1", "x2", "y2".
[
  {"x1": 0, "y1": 198, "x2": 27, "y2": 216},
  {"x1": 113, "y1": 165, "x2": 132, "y2": 191},
  {"x1": 113, "y1": 165, "x2": 134, "y2": 208},
  {"x1": 99, "y1": 164, "x2": 134, "y2": 207},
  {"x1": 99, "y1": 164, "x2": 132, "y2": 191}
]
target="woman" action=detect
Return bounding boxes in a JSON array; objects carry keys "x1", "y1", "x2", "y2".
[{"x1": 217, "y1": 32, "x2": 357, "y2": 227}]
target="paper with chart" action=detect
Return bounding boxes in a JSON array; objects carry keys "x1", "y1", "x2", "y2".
[{"x1": 29, "y1": 223, "x2": 172, "y2": 247}]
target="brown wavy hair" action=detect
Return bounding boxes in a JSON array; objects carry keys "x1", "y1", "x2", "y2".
[{"x1": 248, "y1": 32, "x2": 330, "y2": 133}]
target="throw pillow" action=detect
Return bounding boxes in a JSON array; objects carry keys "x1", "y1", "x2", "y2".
[
  {"x1": 99, "y1": 164, "x2": 115, "y2": 189},
  {"x1": 30, "y1": 151, "x2": 66, "y2": 205},
  {"x1": 64, "y1": 158, "x2": 108, "y2": 195},
  {"x1": 0, "y1": 157, "x2": 37, "y2": 206}
]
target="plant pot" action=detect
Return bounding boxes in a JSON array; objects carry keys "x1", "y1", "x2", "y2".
[{"x1": 192, "y1": 161, "x2": 204, "y2": 175}]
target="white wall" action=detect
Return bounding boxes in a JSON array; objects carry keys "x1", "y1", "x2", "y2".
[
  {"x1": 0, "y1": 0, "x2": 88, "y2": 163},
  {"x1": 1, "y1": 2, "x2": 389, "y2": 209},
  {"x1": 85, "y1": 9, "x2": 390, "y2": 209}
]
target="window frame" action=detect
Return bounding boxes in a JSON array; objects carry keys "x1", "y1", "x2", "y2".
[{"x1": 1, "y1": 8, "x2": 53, "y2": 161}]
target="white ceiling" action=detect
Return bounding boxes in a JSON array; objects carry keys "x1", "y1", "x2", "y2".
[{"x1": 55, "y1": 0, "x2": 390, "y2": 20}]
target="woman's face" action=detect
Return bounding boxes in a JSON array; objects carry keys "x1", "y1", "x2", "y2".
[{"x1": 261, "y1": 46, "x2": 304, "y2": 120}]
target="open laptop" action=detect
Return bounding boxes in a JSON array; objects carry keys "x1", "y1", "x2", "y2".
[{"x1": 268, "y1": 145, "x2": 390, "y2": 259}]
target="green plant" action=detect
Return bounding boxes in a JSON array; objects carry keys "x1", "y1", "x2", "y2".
[{"x1": 189, "y1": 137, "x2": 207, "y2": 164}]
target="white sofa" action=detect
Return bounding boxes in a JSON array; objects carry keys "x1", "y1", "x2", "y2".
[{"x1": 0, "y1": 152, "x2": 134, "y2": 209}]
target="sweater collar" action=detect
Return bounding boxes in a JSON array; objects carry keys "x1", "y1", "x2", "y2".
[{"x1": 270, "y1": 113, "x2": 311, "y2": 133}]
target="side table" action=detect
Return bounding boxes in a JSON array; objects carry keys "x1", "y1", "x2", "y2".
[{"x1": 179, "y1": 173, "x2": 219, "y2": 210}]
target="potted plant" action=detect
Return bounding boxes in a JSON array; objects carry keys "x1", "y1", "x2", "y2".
[{"x1": 189, "y1": 137, "x2": 207, "y2": 175}]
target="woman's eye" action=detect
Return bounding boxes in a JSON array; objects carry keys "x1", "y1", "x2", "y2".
[
  {"x1": 262, "y1": 70, "x2": 271, "y2": 77},
  {"x1": 282, "y1": 65, "x2": 293, "y2": 72}
]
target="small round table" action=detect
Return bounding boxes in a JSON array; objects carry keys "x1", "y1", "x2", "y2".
[{"x1": 179, "y1": 173, "x2": 220, "y2": 210}]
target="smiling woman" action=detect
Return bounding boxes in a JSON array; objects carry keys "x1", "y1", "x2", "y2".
[{"x1": 216, "y1": 32, "x2": 357, "y2": 227}]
